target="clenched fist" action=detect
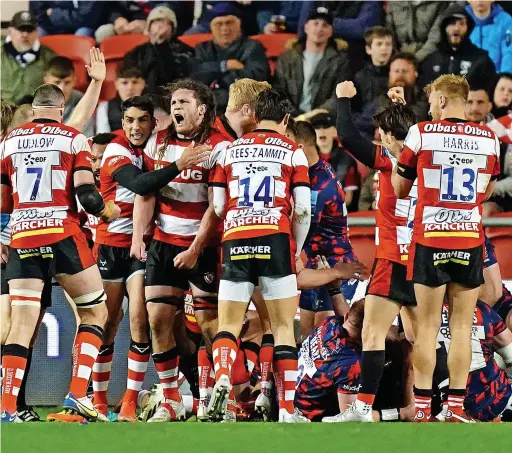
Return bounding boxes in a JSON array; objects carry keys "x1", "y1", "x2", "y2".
[{"x1": 336, "y1": 81, "x2": 357, "y2": 99}]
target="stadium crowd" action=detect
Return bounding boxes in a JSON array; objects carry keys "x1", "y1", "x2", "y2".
[{"x1": 1, "y1": 0, "x2": 512, "y2": 425}]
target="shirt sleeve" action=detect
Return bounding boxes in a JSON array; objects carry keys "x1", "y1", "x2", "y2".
[
  {"x1": 334, "y1": 356, "x2": 362, "y2": 394},
  {"x1": 291, "y1": 148, "x2": 310, "y2": 188},
  {"x1": 343, "y1": 164, "x2": 359, "y2": 192},
  {"x1": 397, "y1": 124, "x2": 421, "y2": 180},
  {"x1": 143, "y1": 133, "x2": 158, "y2": 172},
  {"x1": 207, "y1": 140, "x2": 231, "y2": 184},
  {"x1": 210, "y1": 148, "x2": 227, "y2": 188},
  {"x1": 101, "y1": 143, "x2": 134, "y2": 177},
  {"x1": 490, "y1": 308, "x2": 507, "y2": 337},
  {"x1": 491, "y1": 136, "x2": 501, "y2": 181},
  {"x1": 71, "y1": 133, "x2": 93, "y2": 171}
]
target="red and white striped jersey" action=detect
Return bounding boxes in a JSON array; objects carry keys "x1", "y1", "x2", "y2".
[
  {"x1": 373, "y1": 145, "x2": 418, "y2": 263},
  {"x1": 399, "y1": 120, "x2": 500, "y2": 249},
  {"x1": 212, "y1": 130, "x2": 310, "y2": 241},
  {"x1": 1, "y1": 120, "x2": 92, "y2": 248},
  {"x1": 486, "y1": 113, "x2": 512, "y2": 144},
  {"x1": 96, "y1": 134, "x2": 144, "y2": 248},
  {"x1": 143, "y1": 129, "x2": 230, "y2": 247}
]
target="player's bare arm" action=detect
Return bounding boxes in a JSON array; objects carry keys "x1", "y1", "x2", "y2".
[
  {"x1": 130, "y1": 194, "x2": 156, "y2": 261},
  {"x1": 391, "y1": 163, "x2": 414, "y2": 199}
]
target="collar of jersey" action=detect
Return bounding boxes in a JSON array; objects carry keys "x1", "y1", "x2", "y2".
[
  {"x1": 32, "y1": 118, "x2": 58, "y2": 124},
  {"x1": 444, "y1": 117, "x2": 469, "y2": 123},
  {"x1": 220, "y1": 114, "x2": 237, "y2": 140},
  {"x1": 253, "y1": 128, "x2": 279, "y2": 134}
]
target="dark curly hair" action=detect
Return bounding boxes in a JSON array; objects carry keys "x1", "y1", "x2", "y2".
[{"x1": 374, "y1": 104, "x2": 417, "y2": 141}]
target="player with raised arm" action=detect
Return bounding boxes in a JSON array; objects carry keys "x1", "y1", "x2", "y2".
[
  {"x1": 91, "y1": 95, "x2": 211, "y2": 421},
  {"x1": 392, "y1": 74, "x2": 501, "y2": 422},
  {"x1": 0, "y1": 84, "x2": 120, "y2": 423},
  {"x1": 209, "y1": 89, "x2": 312, "y2": 423},
  {"x1": 334, "y1": 81, "x2": 418, "y2": 422},
  {"x1": 130, "y1": 79, "x2": 230, "y2": 423}
]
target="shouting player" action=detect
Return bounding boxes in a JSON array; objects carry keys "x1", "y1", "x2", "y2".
[
  {"x1": 209, "y1": 89, "x2": 312, "y2": 423},
  {"x1": 1, "y1": 84, "x2": 120, "y2": 423},
  {"x1": 130, "y1": 79, "x2": 230, "y2": 422},
  {"x1": 92, "y1": 95, "x2": 212, "y2": 421},
  {"x1": 392, "y1": 74, "x2": 501, "y2": 422},
  {"x1": 335, "y1": 81, "x2": 418, "y2": 422}
]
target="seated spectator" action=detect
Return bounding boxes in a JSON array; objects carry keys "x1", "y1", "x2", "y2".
[
  {"x1": 149, "y1": 93, "x2": 172, "y2": 132},
  {"x1": 96, "y1": 65, "x2": 146, "y2": 133},
  {"x1": 1, "y1": 11, "x2": 55, "y2": 104},
  {"x1": 95, "y1": 1, "x2": 194, "y2": 43},
  {"x1": 29, "y1": 0, "x2": 104, "y2": 37},
  {"x1": 298, "y1": 1, "x2": 382, "y2": 72},
  {"x1": 257, "y1": 1, "x2": 302, "y2": 34},
  {"x1": 466, "y1": 0, "x2": 512, "y2": 73},
  {"x1": 492, "y1": 72, "x2": 512, "y2": 118},
  {"x1": 274, "y1": 7, "x2": 350, "y2": 119},
  {"x1": 123, "y1": 6, "x2": 194, "y2": 94},
  {"x1": 43, "y1": 56, "x2": 94, "y2": 137},
  {"x1": 419, "y1": 4, "x2": 496, "y2": 88},
  {"x1": 310, "y1": 112, "x2": 359, "y2": 211},
  {"x1": 386, "y1": 1, "x2": 448, "y2": 62},
  {"x1": 351, "y1": 26, "x2": 393, "y2": 135},
  {"x1": 192, "y1": 3, "x2": 270, "y2": 112},
  {"x1": 185, "y1": 1, "x2": 260, "y2": 36}
]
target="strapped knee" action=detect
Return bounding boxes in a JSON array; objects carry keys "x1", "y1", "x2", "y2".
[
  {"x1": 193, "y1": 295, "x2": 218, "y2": 311},
  {"x1": 10, "y1": 289, "x2": 42, "y2": 307},
  {"x1": 73, "y1": 289, "x2": 106, "y2": 308},
  {"x1": 146, "y1": 295, "x2": 183, "y2": 308}
]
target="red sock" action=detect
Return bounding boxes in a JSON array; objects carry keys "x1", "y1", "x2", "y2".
[
  {"x1": 212, "y1": 332, "x2": 238, "y2": 383},
  {"x1": 92, "y1": 344, "x2": 113, "y2": 406},
  {"x1": 70, "y1": 325, "x2": 103, "y2": 398},
  {"x1": 232, "y1": 347, "x2": 249, "y2": 386},
  {"x1": 1, "y1": 345, "x2": 29, "y2": 414},
  {"x1": 125, "y1": 340, "x2": 150, "y2": 403},
  {"x1": 153, "y1": 347, "x2": 181, "y2": 401},
  {"x1": 273, "y1": 345, "x2": 297, "y2": 414},
  {"x1": 198, "y1": 346, "x2": 214, "y2": 401},
  {"x1": 241, "y1": 341, "x2": 260, "y2": 375},
  {"x1": 447, "y1": 391, "x2": 465, "y2": 411},
  {"x1": 357, "y1": 393, "x2": 376, "y2": 405},
  {"x1": 414, "y1": 389, "x2": 432, "y2": 422},
  {"x1": 260, "y1": 334, "x2": 274, "y2": 397}
]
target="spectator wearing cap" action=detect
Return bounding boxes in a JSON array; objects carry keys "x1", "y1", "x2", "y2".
[
  {"x1": 274, "y1": 7, "x2": 350, "y2": 119},
  {"x1": 29, "y1": 0, "x2": 104, "y2": 37},
  {"x1": 1, "y1": 11, "x2": 55, "y2": 104},
  {"x1": 191, "y1": 2, "x2": 270, "y2": 112},
  {"x1": 419, "y1": 3, "x2": 496, "y2": 88},
  {"x1": 95, "y1": 1, "x2": 194, "y2": 43},
  {"x1": 123, "y1": 5, "x2": 194, "y2": 93},
  {"x1": 257, "y1": 1, "x2": 303, "y2": 35},
  {"x1": 466, "y1": 0, "x2": 512, "y2": 73},
  {"x1": 310, "y1": 112, "x2": 359, "y2": 210}
]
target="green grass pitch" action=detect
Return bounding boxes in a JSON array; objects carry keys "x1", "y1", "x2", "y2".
[{"x1": 1, "y1": 408, "x2": 511, "y2": 453}]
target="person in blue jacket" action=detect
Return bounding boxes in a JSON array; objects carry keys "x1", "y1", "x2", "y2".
[{"x1": 466, "y1": 0, "x2": 512, "y2": 73}]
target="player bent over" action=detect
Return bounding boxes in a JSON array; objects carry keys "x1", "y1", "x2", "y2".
[
  {"x1": 392, "y1": 75, "x2": 501, "y2": 422},
  {"x1": 335, "y1": 81, "x2": 418, "y2": 421},
  {"x1": 208, "y1": 89, "x2": 312, "y2": 423},
  {"x1": 0, "y1": 84, "x2": 119, "y2": 423}
]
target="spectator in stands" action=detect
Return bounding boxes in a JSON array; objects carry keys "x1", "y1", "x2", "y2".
[
  {"x1": 274, "y1": 7, "x2": 350, "y2": 119},
  {"x1": 95, "y1": 1, "x2": 194, "y2": 43},
  {"x1": 466, "y1": 0, "x2": 512, "y2": 73},
  {"x1": 123, "y1": 6, "x2": 194, "y2": 94},
  {"x1": 419, "y1": 4, "x2": 496, "y2": 88},
  {"x1": 466, "y1": 78, "x2": 494, "y2": 124},
  {"x1": 1, "y1": 11, "x2": 55, "y2": 104},
  {"x1": 310, "y1": 112, "x2": 359, "y2": 210},
  {"x1": 257, "y1": 1, "x2": 302, "y2": 34},
  {"x1": 96, "y1": 65, "x2": 146, "y2": 133},
  {"x1": 191, "y1": 2, "x2": 270, "y2": 112},
  {"x1": 149, "y1": 93, "x2": 172, "y2": 132},
  {"x1": 29, "y1": 1, "x2": 104, "y2": 37},
  {"x1": 43, "y1": 56, "x2": 94, "y2": 137},
  {"x1": 385, "y1": 1, "x2": 448, "y2": 62},
  {"x1": 351, "y1": 26, "x2": 393, "y2": 136},
  {"x1": 298, "y1": 1, "x2": 382, "y2": 72},
  {"x1": 492, "y1": 72, "x2": 512, "y2": 117}
]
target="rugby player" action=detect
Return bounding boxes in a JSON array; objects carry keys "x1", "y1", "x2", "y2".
[
  {"x1": 335, "y1": 81, "x2": 418, "y2": 422},
  {"x1": 436, "y1": 300, "x2": 512, "y2": 421},
  {"x1": 92, "y1": 95, "x2": 212, "y2": 421},
  {"x1": 209, "y1": 89, "x2": 312, "y2": 423},
  {"x1": 392, "y1": 74, "x2": 501, "y2": 422},
  {"x1": 130, "y1": 79, "x2": 230, "y2": 422},
  {"x1": 1, "y1": 84, "x2": 120, "y2": 423}
]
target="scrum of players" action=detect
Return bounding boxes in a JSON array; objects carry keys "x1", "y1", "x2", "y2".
[{"x1": 1, "y1": 48, "x2": 512, "y2": 424}]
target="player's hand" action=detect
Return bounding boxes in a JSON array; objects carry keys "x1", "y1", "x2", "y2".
[
  {"x1": 174, "y1": 248, "x2": 199, "y2": 270},
  {"x1": 86, "y1": 48, "x2": 106, "y2": 83},
  {"x1": 100, "y1": 200, "x2": 121, "y2": 223},
  {"x1": 1, "y1": 243, "x2": 8, "y2": 265},
  {"x1": 176, "y1": 141, "x2": 212, "y2": 171},
  {"x1": 130, "y1": 240, "x2": 147, "y2": 262},
  {"x1": 315, "y1": 255, "x2": 331, "y2": 270},
  {"x1": 388, "y1": 86, "x2": 406, "y2": 105},
  {"x1": 334, "y1": 260, "x2": 367, "y2": 280},
  {"x1": 226, "y1": 59, "x2": 245, "y2": 70},
  {"x1": 336, "y1": 81, "x2": 357, "y2": 99}
]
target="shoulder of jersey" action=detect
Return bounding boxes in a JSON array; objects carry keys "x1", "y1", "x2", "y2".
[{"x1": 207, "y1": 129, "x2": 232, "y2": 146}]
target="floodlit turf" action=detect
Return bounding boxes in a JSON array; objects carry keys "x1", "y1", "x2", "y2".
[{"x1": 2, "y1": 409, "x2": 511, "y2": 453}]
